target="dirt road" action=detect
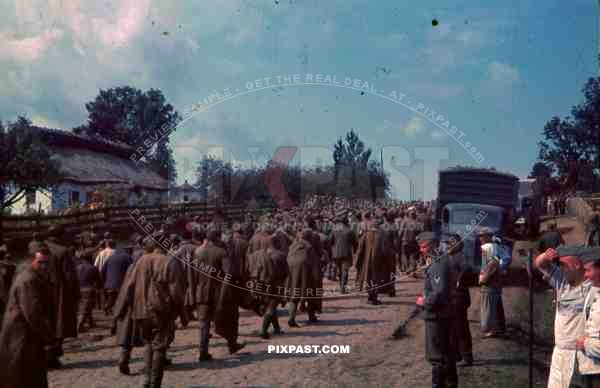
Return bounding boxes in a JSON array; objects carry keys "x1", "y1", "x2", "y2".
[{"x1": 48, "y1": 216, "x2": 583, "y2": 388}]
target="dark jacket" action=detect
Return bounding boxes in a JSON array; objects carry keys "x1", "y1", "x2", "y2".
[
  {"x1": 193, "y1": 242, "x2": 226, "y2": 306},
  {"x1": 399, "y1": 218, "x2": 420, "y2": 251},
  {"x1": 0, "y1": 260, "x2": 16, "y2": 321},
  {"x1": 538, "y1": 230, "x2": 564, "y2": 252},
  {"x1": 113, "y1": 263, "x2": 143, "y2": 348},
  {"x1": 77, "y1": 261, "x2": 101, "y2": 290},
  {"x1": 130, "y1": 253, "x2": 185, "y2": 322},
  {"x1": 254, "y1": 248, "x2": 289, "y2": 301},
  {"x1": 355, "y1": 227, "x2": 388, "y2": 291},
  {"x1": 448, "y1": 252, "x2": 471, "y2": 310},
  {"x1": 101, "y1": 250, "x2": 132, "y2": 290},
  {"x1": 0, "y1": 267, "x2": 55, "y2": 388},
  {"x1": 331, "y1": 224, "x2": 356, "y2": 259},
  {"x1": 45, "y1": 239, "x2": 80, "y2": 339},
  {"x1": 172, "y1": 241, "x2": 199, "y2": 307},
  {"x1": 423, "y1": 254, "x2": 453, "y2": 320}
]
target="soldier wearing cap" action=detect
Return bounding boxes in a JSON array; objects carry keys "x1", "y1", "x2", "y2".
[
  {"x1": 418, "y1": 231, "x2": 458, "y2": 388},
  {"x1": 575, "y1": 247, "x2": 600, "y2": 386},
  {"x1": 535, "y1": 246, "x2": 593, "y2": 388}
]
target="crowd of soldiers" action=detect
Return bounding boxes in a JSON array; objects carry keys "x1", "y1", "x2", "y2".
[{"x1": 0, "y1": 197, "x2": 484, "y2": 388}]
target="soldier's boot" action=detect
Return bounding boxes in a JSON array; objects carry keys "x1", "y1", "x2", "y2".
[
  {"x1": 198, "y1": 322, "x2": 212, "y2": 362},
  {"x1": 260, "y1": 312, "x2": 273, "y2": 339},
  {"x1": 431, "y1": 365, "x2": 444, "y2": 388},
  {"x1": 271, "y1": 312, "x2": 284, "y2": 335},
  {"x1": 389, "y1": 321, "x2": 407, "y2": 340},
  {"x1": 227, "y1": 339, "x2": 246, "y2": 355},
  {"x1": 142, "y1": 345, "x2": 153, "y2": 388},
  {"x1": 287, "y1": 303, "x2": 299, "y2": 327},
  {"x1": 445, "y1": 363, "x2": 458, "y2": 388},
  {"x1": 307, "y1": 307, "x2": 318, "y2": 323},
  {"x1": 118, "y1": 346, "x2": 131, "y2": 375},
  {"x1": 150, "y1": 350, "x2": 165, "y2": 388}
]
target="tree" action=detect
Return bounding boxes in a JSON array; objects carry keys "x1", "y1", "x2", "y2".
[
  {"x1": 528, "y1": 162, "x2": 552, "y2": 180},
  {"x1": 331, "y1": 129, "x2": 388, "y2": 199},
  {"x1": 76, "y1": 86, "x2": 181, "y2": 184},
  {"x1": 195, "y1": 155, "x2": 233, "y2": 204},
  {"x1": 0, "y1": 116, "x2": 62, "y2": 221},
  {"x1": 536, "y1": 77, "x2": 600, "y2": 192},
  {"x1": 334, "y1": 129, "x2": 372, "y2": 169},
  {"x1": 572, "y1": 77, "x2": 600, "y2": 169},
  {"x1": 538, "y1": 116, "x2": 589, "y2": 177}
]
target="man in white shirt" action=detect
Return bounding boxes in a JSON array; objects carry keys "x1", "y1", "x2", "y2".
[
  {"x1": 536, "y1": 247, "x2": 592, "y2": 388},
  {"x1": 574, "y1": 247, "x2": 600, "y2": 387}
]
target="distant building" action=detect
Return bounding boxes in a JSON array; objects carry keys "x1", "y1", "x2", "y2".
[
  {"x1": 8, "y1": 127, "x2": 168, "y2": 215},
  {"x1": 169, "y1": 180, "x2": 204, "y2": 203}
]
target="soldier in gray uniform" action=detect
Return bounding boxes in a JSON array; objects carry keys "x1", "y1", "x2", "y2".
[
  {"x1": 330, "y1": 211, "x2": 356, "y2": 294},
  {"x1": 419, "y1": 231, "x2": 457, "y2": 388}
]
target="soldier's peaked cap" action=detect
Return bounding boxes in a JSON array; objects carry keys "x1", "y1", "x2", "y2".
[
  {"x1": 557, "y1": 246, "x2": 600, "y2": 263},
  {"x1": 416, "y1": 231, "x2": 439, "y2": 242}
]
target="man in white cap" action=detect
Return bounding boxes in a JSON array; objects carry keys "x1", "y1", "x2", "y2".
[
  {"x1": 574, "y1": 247, "x2": 600, "y2": 387},
  {"x1": 535, "y1": 246, "x2": 592, "y2": 388}
]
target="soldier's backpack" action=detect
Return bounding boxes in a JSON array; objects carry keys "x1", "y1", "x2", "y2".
[{"x1": 492, "y1": 236, "x2": 512, "y2": 272}]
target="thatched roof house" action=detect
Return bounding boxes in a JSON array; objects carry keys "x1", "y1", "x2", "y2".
[
  {"x1": 9, "y1": 127, "x2": 168, "y2": 215},
  {"x1": 33, "y1": 127, "x2": 167, "y2": 190}
]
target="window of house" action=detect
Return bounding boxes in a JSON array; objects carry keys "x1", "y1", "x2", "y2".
[
  {"x1": 184, "y1": 195, "x2": 189, "y2": 202},
  {"x1": 70, "y1": 191, "x2": 80, "y2": 206},
  {"x1": 25, "y1": 189, "x2": 36, "y2": 206}
]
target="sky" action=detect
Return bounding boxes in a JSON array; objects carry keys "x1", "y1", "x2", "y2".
[{"x1": 0, "y1": 0, "x2": 597, "y2": 200}]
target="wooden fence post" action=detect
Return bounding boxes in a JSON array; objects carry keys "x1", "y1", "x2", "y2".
[
  {"x1": 36, "y1": 203, "x2": 42, "y2": 235},
  {"x1": 104, "y1": 207, "x2": 111, "y2": 232}
]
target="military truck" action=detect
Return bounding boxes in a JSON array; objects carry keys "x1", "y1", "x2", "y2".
[{"x1": 435, "y1": 167, "x2": 520, "y2": 269}]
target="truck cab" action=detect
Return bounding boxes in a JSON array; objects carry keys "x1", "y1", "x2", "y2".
[{"x1": 440, "y1": 203, "x2": 507, "y2": 269}]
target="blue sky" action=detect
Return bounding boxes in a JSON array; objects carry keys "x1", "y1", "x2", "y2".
[{"x1": 0, "y1": 0, "x2": 596, "y2": 200}]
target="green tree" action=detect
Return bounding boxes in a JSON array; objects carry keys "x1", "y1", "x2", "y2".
[
  {"x1": 0, "y1": 117, "x2": 62, "y2": 236},
  {"x1": 331, "y1": 129, "x2": 388, "y2": 199},
  {"x1": 528, "y1": 162, "x2": 552, "y2": 180},
  {"x1": 75, "y1": 86, "x2": 180, "y2": 185}
]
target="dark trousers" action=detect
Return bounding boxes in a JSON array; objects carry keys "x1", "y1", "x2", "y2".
[
  {"x1": 583, "y1": 374, "x2": 600, "y2": 388},
  {"x1": 103, "y1": 289, "x2": 118, "y2": 315},
  {"x1": 46, "y1": 338, "x2": 64, "y2": 363},
  {"x1": 402, "y1": 245, "x2": 419, "y2": 273},
  {"x1": 396, "y1": 246, "x2": 403, "y2": 272},
  {"x1": 261, "y1": 299, "x2": 282, "y2": 335},
  {"x1": 426, "y1": 319, "x2": 458, "y2": 388},
  {"x1": 335, "y1": 257, "x2": 352, "y2": 293},
  {"x1": 367, "y1": 289, "x2": 378, "y2": 302},
  {"x1": 139, "y1": 318, "x2": 172, "y2": 388},
  {"x1": 78, "y1": 288, "x2": 96, "y2": 331},
  {"x1": 197, "y1": 304, "x2": 214, "y2": 357},
  {"x1": 288, "y1": 301, "x2": 317, "y2": 323},
  {"x1": 449, "y1": 307, "x2": 472, "y2": 361}
]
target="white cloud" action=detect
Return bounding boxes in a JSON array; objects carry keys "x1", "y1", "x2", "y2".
[
  {"x1": 401, "y1": 116, "x2": 425, "y2": 137},
  {"x1": 30, "y1": 114, "x2": 65, "y2": 129},
  {"x1": 0, "y1": 28, "x2": 63, "y2": 62},
  {"x1": 486, "y1": 61, "x2": 519, "y2": 89},
  {"x1": 431, "y1": 129, "x2": 448, "y2": 141}
]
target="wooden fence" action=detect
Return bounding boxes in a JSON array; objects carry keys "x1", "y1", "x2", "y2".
[{"x1": 1, "y1": 202, "x2": 268, "y2": 242}]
